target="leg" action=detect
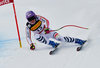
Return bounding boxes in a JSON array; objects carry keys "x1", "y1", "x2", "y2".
[
  {"x1": 51, "y1": 32, "x2": 86, "y2": 45},
  {"x1": 34, "y1": 34, "x2": 59, "y2": 48},
  {"x1": 34, "y1": 34, "x2": 49, "y2": 44}
]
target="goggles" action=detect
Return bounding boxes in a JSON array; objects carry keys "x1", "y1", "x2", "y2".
[{"x1": 27, "y1": 16, "x2": 36, "y2": 22}]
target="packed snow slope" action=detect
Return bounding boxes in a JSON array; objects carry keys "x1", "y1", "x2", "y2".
[{"x1": 0, "y1": 0, "x2": 100, "y2": 68}]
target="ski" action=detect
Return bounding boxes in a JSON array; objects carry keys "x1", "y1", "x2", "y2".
[
  {"x1": 49, "y1": 40, "x2": 87, "y2": 54},
  {"x1": 49, "y1": 43, "x2": 60, "y2": 55},
  {"x1": 77, "y1": 40, "x2": 87, "y2": 51},
  {"x1": 77, "y1": 45, "x2": 83, "y2": 51},
  {"x1": 49, "y1": 47, "x2": 58, "y2": 55}
]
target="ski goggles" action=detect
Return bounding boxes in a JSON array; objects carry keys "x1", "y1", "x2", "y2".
[{"x1": 27, "y1": 16, "x2": 37, "y2": 22}]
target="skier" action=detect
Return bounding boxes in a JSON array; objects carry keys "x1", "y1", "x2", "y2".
[{"x1": 25, "y1": 10, "x2": 86, "y2": 50}]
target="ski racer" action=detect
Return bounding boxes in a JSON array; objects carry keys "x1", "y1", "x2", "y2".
[{"x1": 25, "y1": 11, "x2": 86, "y2": 50}]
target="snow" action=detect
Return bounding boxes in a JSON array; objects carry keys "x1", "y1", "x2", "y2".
[{"x1": 0, "y1": 0, "x2": 100, "y2": 68}]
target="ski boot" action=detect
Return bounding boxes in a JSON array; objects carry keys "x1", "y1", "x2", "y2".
[{"x1": 49, "y1": 40, "x2": 60, "y2": 48}]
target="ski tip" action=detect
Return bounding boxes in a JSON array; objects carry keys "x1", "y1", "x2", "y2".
[
  {"x1": 77, "y1": 47, "x2": 82, "y2": 51},
  {"x1": 49, "y1": 51, "x2": 54, "y2": 55}
]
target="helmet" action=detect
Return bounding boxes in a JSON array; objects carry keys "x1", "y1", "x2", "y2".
[{"x1": 26, "y1": 11, "x2": 37, "y2": 22}]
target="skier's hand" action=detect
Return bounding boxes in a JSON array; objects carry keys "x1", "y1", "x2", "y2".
[
  {"x1": 30, "y1": 43, "x2": 35, "y2": 50},
  {"x1": 44, "y1": 28, "x2": 50, "y2": 34}
]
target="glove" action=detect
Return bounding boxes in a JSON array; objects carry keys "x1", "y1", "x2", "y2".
[
  {"x1": 44, "y1": 28, "x2": 50, "y2": 34},
  {"x1": 30, "y1": 43, "x2": 35, "y2": 50}
]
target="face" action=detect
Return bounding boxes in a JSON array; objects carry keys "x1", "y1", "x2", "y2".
[{"x1": 30, "y1": 19, "x2": 36, "y2": 24}]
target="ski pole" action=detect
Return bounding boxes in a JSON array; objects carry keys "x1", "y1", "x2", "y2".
[{"x1": 49, "y1": 25, "x2": 88, "y2": 32}]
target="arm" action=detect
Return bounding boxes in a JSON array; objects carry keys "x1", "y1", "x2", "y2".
[
  {"x1": 25, "y1": 27, "x2": 35, "y2": 50},
  {"x1": 25, "y1": 27, "x2": 32, "y2": 45}
]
